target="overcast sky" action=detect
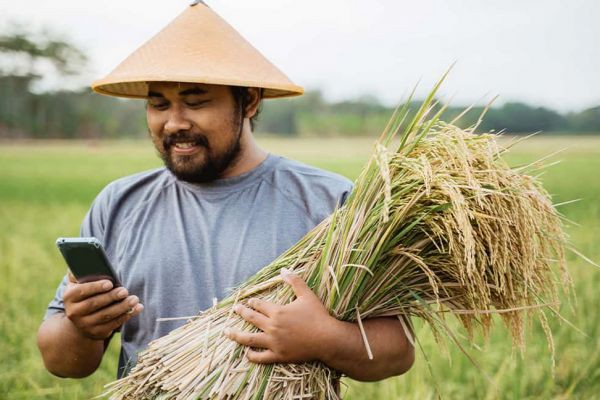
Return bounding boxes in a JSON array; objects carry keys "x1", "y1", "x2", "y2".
[{"x1": 1, "y1": 0, "x2": 598, "y2": 112}]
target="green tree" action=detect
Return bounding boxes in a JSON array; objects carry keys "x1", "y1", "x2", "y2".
[
  {"x1": 0, "y1": 27, "x2": 87, "y2": 81},
  {"x1": 567, "y1": 106, "x2": 600, "y2": 133},
  {"x1": 0, "y1": 26, "x2": 147, "y2": 139}
]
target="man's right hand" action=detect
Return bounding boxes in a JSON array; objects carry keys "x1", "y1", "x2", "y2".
[{"x1": 63, "y1": 274, "x2": 144, "y2": 340}]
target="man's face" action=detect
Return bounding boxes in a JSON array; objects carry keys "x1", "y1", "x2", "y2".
[{"x1": 146, "y1": 82, "x2": 244, "y2": 183}]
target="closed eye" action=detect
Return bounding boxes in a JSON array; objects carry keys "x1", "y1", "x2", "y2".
[
  {"x1": 147, "y1": 101, "x2": 169, "y2": 111},
  {"x1": 185, "y1": 100, "x2": 210, "y2": 108}
]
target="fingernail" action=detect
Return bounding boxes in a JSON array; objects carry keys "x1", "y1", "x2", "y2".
[
  {"x1": 102, "y1": 281, "x2": 113, "y2": 290},
  {"x1": 233, "y1": 304, "x2": 241, "y2": 313},
  {"x1": 117, "y1": 288, "x2": 128, "y2": 298},
  {"x1": 280, "y1": 268, "x2": 290, "y2": 276},
  {"x1": 137, "y1": 304, "x2": 144, "y2": 312},
  {"x1": 128, "y1": 296, "x2": 139, "y2": 306},
  {"x1": 223, "y1": 328, "x2": 231, "y2": 336}
]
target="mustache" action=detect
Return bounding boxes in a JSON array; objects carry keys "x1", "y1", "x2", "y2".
[{"x1": 163, "y1": 131, "x2": 209, "y2": 150}]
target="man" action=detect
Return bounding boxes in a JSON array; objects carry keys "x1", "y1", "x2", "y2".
[{"x1": 37, "y1": 1, "x2": 414, "y2": 386}]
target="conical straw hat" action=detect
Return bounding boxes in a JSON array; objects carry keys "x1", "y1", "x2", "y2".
[{"x1": 91, "y1": 1, "x2": 303, "y2": 99}]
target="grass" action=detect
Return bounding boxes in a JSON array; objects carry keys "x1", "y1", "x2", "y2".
[{"x1": 0, "y1": 135, "x2": 598, "y2": 399}]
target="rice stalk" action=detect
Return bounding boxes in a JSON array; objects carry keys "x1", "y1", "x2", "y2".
[{"x1": 103, "y1": 73, "x2": 570, "y2": 399}]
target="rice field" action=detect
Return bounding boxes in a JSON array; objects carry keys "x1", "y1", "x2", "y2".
[{"x1": 0, "y1": 135, "x2": 598, "y2": 399}]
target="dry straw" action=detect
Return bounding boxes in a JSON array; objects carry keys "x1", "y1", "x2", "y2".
[{"x1": 104, "y1": 73, "x2": 571, "y2": 399}]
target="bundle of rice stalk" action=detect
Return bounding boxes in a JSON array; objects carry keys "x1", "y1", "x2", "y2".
[{"x1": 104, "y1": 74, "x2": 571, "y2": 399}]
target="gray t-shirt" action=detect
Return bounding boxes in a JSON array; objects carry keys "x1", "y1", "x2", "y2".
[{"x1": 45, "y1": 154, "x2": 353, "y2": 377}]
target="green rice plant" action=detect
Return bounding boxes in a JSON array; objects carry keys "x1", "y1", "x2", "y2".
[{"x1": 103, "y1": 74, "x2": 570, "y2": 399}]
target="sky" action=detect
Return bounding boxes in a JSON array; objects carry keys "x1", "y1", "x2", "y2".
[{"x1": 1, "y1": 0, "x2": 599, "y2": 112}]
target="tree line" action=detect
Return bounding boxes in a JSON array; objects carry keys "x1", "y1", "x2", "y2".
[
  {"x1": 1, "y1": 29, "x2": 598, "y2": 139},
  {"x1": 257, "y1": 92, "x2": 600, "y2": 136}
]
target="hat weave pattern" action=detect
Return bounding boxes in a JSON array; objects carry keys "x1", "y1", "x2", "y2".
[{"x1": 92, "y1": 3, "x2": 303, "y2": 99}]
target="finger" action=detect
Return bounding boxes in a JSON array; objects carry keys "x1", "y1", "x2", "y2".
[
  {"x1": 88, "y1": 295, "x2": 140, "y2": 325},
  {"x1": 63, "y1": 280, "x2": 114, "y2": 303},
  {"x1": 280, "y1": 268, "x2": 313, "y2": 298},
  {"x1": 247, "y1": 297, "x2": 279, "y2": 317},
  {"x1": 233, "y1": 304, "x2": 269, "y2": 330},
  {"x1": 224, "y1": 329, "x2": 270, "y2": 349},
  {"x1": 246, "y1": 349, "x2": 278, "y2": 364},
  {"x1": 106, "y1": 303, "x2": 144, "y2": 332},
  {"x1": 81, "y1": 303, "x2": 144, "y2": 340},
  {"x1": 75, "y1": 287, "x2": 129, "y2": 315}
]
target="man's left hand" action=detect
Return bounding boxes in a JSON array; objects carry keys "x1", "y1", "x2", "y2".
[{"x1": 224, "y1": 268, "x2": 340, "y2": 364}]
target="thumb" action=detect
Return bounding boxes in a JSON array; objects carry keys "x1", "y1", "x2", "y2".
[
  {"x1": 281, "y1": 268, "x2": 312, "y2": 298},
  {"x1": 67, "y1": 270, "x2": 77, "y2": 284}
]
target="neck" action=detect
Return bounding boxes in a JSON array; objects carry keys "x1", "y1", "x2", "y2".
[{"x1": 220, "y1": 119, "x2": 268, "y2": 178}]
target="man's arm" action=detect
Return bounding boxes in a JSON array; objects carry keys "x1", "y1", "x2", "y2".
[
  {"x1": 318, "y1": 316, "x2": 414, "y2": 381},
  {"x1": 225, "y1": 268, "x2": 414, "y2": 381},
  {"x1": 38, "y1": 313, "x2": 107, "y2": 378},
  {"x1": 37, "y1": 278, "x2": 143, "y2": 378}
]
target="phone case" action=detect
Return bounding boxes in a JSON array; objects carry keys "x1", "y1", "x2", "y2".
[{"x1": 56, "y1": 237, "x2": 122, "y2": 286}]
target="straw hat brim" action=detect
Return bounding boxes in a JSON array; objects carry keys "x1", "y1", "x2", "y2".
[{"x1": 92, "y1": 76, "x2": 304, "y2": 100}]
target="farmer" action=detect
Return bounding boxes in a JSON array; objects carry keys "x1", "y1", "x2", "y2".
[{"x1": 37, "y1": 2, "x2": 414, "y2": 383}]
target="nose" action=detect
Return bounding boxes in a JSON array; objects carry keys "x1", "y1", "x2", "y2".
[{"x1": 164, "y1": 105, "x2": 192, "y2": 134}]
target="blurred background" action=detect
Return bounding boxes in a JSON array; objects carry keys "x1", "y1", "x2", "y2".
[
  {"x1": 1, "y1": 0, "x2": 599, "y2": 139},
  {"x1": 0, "y1": 0, "x2": 598, "y2": 399}
]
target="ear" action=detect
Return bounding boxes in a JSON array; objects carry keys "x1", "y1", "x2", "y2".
[{"x1": 244, "y1": 87, "x2": 262, "y2": 119}]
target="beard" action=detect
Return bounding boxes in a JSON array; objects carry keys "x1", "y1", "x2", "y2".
[{"x1": 156, "y1": 112, "x2": 244, "y2": 184}]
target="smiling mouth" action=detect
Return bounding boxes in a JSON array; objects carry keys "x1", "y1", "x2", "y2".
[
  {"x1": 170, "y1": 142, "x2": 206, "y2": 155},
  {"x1": 173, "y1": 142, "x2": 197, "y2": 149},
  {"x1": 163, "y1": 133, "x2": 209, "y2": 154}
]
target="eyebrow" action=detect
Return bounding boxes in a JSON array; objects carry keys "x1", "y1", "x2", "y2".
[
  {"x1": 179, "y1": 87, "x2": 208, "y2": 96},
  {"x1": 147, "y1": 87, "x2": 208, "y2": 99},
  {"x1": 147, "y1": 91, "x2": 164, "y2": 99}
]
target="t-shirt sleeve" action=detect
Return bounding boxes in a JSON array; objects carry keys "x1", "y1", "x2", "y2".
[
  {"x1": 43, "y1": 186, "x2": 111, "y2": 320},
  {"x1": 44, "y1": 274, "x2": 69, "y2": 319}
]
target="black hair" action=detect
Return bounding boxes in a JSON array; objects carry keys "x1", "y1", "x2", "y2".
[{"x1": 230, "y1": 86, "x2": 262, "y2": 131}]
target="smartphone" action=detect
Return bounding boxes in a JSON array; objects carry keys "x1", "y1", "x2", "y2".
[{"x1": 56, "y1": 237, "x2": 122, "y2": 287}]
